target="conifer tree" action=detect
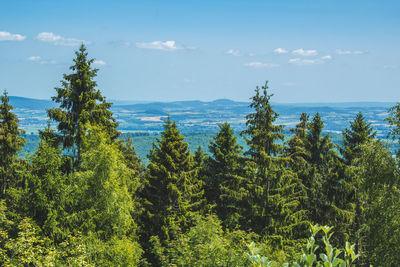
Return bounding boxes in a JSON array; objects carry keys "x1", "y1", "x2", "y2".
[
  {"x1": 21, "y1": 127, "x2": 69, "y2": 240},
  {"x1": 340, "y1": 112, "x2": 376, "y2": 165},
  {"x1": 241, "y1": 82, "x2": 307, "y2": 245},
  {"x1": 193, "y1": 146, "x2": 207, "y2": 170},
  {"x1": 301, "y1": 113, "x2": 351, "y2": 245},
  {"x1": 47, "y1": 44, "x2": 119, "y2": 165},
  {"x1": 306, "y1": 113, "x2": 335, "y2": 167},
  {"x1": 0, "y1": 90, "x2": 25, "y2": 197},
  {"x1": 285, "y1": 113, "x2": 310, "y2": 172},
  {"x1": 142, "y1": 117, "x2": 204, "y2": 241},
  {"x1": 339, "y1": 113, "x2": 375, "y2": 260},
  {"x1": 206, "y1": 122, "x2": 246, "y2": 228}
]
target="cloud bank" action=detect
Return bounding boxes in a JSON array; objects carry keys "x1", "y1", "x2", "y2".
[
  {"x1": 36, "y1": 32, "x2": 88, "y2": 46},
  {"x1": 0, "y1": 31, "x2": 26, "y2": 41},
  {"x1": 226, "y1": 49, "x2": 241, "y2": 56},
  {"x1": 93, "y1": 60, "x2": 106, "y2": 66},
  {"x1": 136, "y1": 40, "x2": 186, "y2": 51},
  {"x1": 335, "y1": 49, "x2": 364, "y2": 55},
  {"x1": 292, "y1": 49, "x2": 318, "y2": 56},
  {"x1": 274, "y1": 48, "x2": 288, "y2": 54},
  {"x1": 244, "y1": 62, "x2": 279, "y2": 68}
]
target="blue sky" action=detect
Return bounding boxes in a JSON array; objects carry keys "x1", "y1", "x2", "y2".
[{"x1": 1, "y1": 0, "x2": 399, "y2": 102}]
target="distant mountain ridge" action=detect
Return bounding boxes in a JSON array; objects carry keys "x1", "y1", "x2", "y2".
[
  {"x1": 8, "y1": 96, "x2": 395, "y2": 138},
  {"x1": 9, "y1": 96, "x2": 395, "y2": 110}
]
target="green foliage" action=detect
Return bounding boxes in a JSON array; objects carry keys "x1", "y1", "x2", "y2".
[
  {"x1": 151, "y1": 215, "x2": 257, "y2": 266},
  {"x1": 287, "y1": 113, "x2": 352, "y2": 247},
  {"x1": 0, "y1": 90, "x2": 26, "y2": 197},
  {"x1": 47, "y1": 44, "x2": 119, "y2": 165},
  {"x1": 351, "y1": 141, "x2": 400, "y2": 266},
  {"x1": 240, "y1": 82, "x2": 308, "y2": 246},
  {"x1": 19, "y1": 131, "x2": 70, "y2": 240},
  {"x1": 2, "y1": 54, "x2": 400, "y2": 265},
  {"x1": 205, "y1": 122, "x2": 247, "y2": 228},
  {"x1": 0, "y1": 218, "x2": 56, "y2": 266},
  {"x1": 247, "y1": 225, "x2": 358, "y2": 267},
  {"x1": 386, "y1": 102, "x2": 400, "y2": 156},
  {"x1": 241, "y1": 81, "x2": 284, "y2": 159},
  {"x1": 340, "y1": 112, "x2": 376, "y2": 164},
  {"x1": 142, "y1": 117, "x2": 204, "y2": 242},
  {"x1": 69, "y1": 125, "x2": 138, "y2": 238}
]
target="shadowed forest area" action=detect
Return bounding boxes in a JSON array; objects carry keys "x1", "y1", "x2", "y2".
[{"x1": 1, "y1": 45, "x2": 400, "y2": 266}]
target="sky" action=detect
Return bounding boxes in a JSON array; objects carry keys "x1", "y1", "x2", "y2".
[{"x1": 0, "y1": 0, "x2": 399, "y2": 103}]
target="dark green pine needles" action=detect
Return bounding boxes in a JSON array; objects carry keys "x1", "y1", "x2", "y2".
[
  {"x1": 0, "y1": 90, "x2": 25, "y2": 197},
  {"x1": 143, "y1": 116, "x2": 204, "y2": 242},
  {"x1": 47, "y1": 44, "x2": 119, "y2": 166}
]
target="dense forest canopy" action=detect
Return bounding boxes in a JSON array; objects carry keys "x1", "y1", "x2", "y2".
[{"x1": 1, "y1": 45, "x2": 400, "y2": 266}]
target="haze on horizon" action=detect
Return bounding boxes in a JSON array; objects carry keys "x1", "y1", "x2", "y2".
[{"x1": 0, "y1": 0, "x2": 399, "y2": 103}]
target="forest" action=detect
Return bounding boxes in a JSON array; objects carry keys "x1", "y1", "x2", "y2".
[{"x1": 1, "y1": 44, "x2": 400, "y2": 266}]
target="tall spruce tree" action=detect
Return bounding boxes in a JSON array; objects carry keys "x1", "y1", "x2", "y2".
[
  {"x1": 20, "y1": 127, "x2": 68, "y2": 240},
  {"x1": 339, "y1": 112, "x2": 375, "y2": 260},
  {"x1": 340, "y1": 112, "x2": 376, "y2": 165},
  {"x1": 302, "y1": 113, "x2": 351, "y2": 246},
  {"x1": 142, "y1": 117, "x2": 204, "y2": 242},
  {"x1": 306, "y1": 113, "x2": 335, "y2": 168},
  {"x1": 285, "y1": 113, "x2": 310, "y2": 172},
  {"x1": 241, "y1": 82, "x2": 307, "y2": 246},
  {"x1": 0, "y1": 90, "x2": 25, "y2": 197},
  {"x1": 47, "y1": 44, "x2": 119, "y2": 165},
  {"x1": 206, "y1": 122, "x2": 246, "y2": 229}
]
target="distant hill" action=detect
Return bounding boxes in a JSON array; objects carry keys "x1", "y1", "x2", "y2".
[
  {"x1": 8, "y1": 96, "x2": 395, "y2": 138},
  {"x1": 9, "y1": 96, "x2": 55, "y2": 110}
]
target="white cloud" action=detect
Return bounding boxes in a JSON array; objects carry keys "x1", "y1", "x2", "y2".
[
  {"x1": 135, "y1": 40, "x2": 185, "y2": 51},
  {"x1": 93, "y1": 60, "x2": 106, "y2": 66},
  {"x1": 289, "y1": 58, "x2": 322, "y2": 65},
  {"x1": 0, "y1": 31, "x2": 26, "y2": 41},
  {"x1": 39, "y1": 60, "x2": 57, "y2": 65},
  {"x1": 274, "y1": 48, "x2": 288, "y2": 54},
  {"x1": 244, "y1": 62, "x2": 280, "y2": 68},
  {"x1": 321, "y1": 55, "x2": 332, "y2": 60},
  {"x1": 36, "y1": 32, "x2": 88, "y2": 46},
  {"x1": 336, "y1": 49, "x2": 364, "y2": 55},
  {"x1": 226, "y1": 49, "x2": 241, "y2": 56},
  {"x1": 292, "y1": 48, "x2": 318, "y2": 56},
  {"x1": 27, "y1": 56, "x2": 41, "y2": 61}
]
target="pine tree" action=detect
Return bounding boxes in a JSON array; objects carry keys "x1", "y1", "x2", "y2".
[
  {"x1": 306, "y1": 113, "x2": 335, "y2": 167},
  {"x1": 206, "y1": 122, "x2": 246, "y2": 229},
  {"x1": 21, "y1": 127, "x2": 69, "y2": 240},
  {"x1": 193, "y1": 146, "x2": 207, "y2": 170},
  {"x1": 285, "y1": 113, "x2": 310, "y2": 173},
  {"x1": 0, "y1": 90, "x2": 25, "y2": 197},
  {"x1": 302, "y1": 113, "x2": 351, "y2": 245},
  {"x1": 340, "y1": 112, "x2": 376, "y2": 165},
  {"x1": 241, "y1": 82, "x2": 284, "y2": 159},
  {"x1": 47, "y1": 44, "x2": 119, "y2": 166},
  {"x1": 339, "y1": 113, "x2": 375, "y2": 260},
  {"x1": 142, "y1": 117, "x2": 204, "y2": 241},
  {"x1": 240, "y1": 82, "x2": 307, "y2": 246}
]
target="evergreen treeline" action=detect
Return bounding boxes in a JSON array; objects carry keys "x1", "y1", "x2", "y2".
[{"x1": 1, "y1": 45, "x2": 400, "y2": 266}]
